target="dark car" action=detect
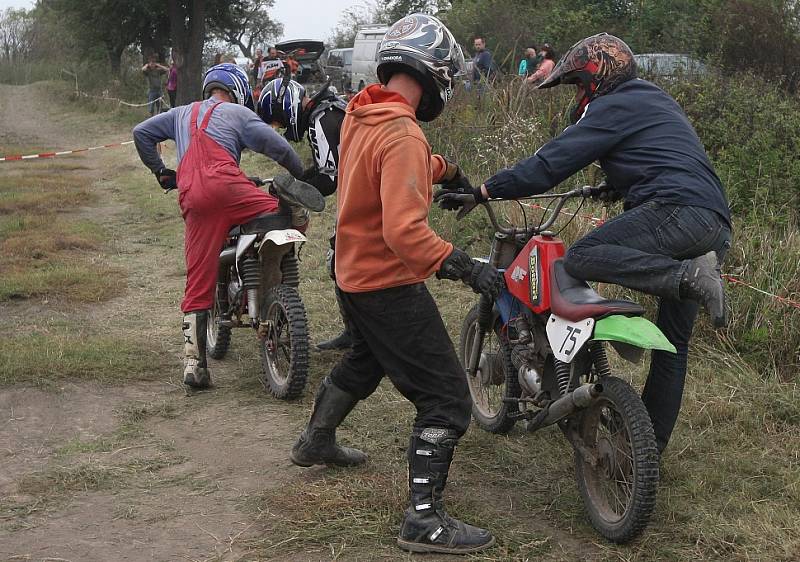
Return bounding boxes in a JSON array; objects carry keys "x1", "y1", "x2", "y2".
[
  {"x1": 324, "y1": 47, "x2": 353, "y2": 93},
  {"x1": 275, "y1": 39, "x2": 326, "y2": 84}
]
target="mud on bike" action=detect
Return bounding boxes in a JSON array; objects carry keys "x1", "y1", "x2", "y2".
[
  {"x1": 459, "y1": 185, "x2": 676, "y2": 542},
  {"x1": 206, "y1": 176, "x2": 320, "y2": 400}
]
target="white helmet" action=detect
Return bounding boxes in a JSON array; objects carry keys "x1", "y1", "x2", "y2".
[{"x1": 376, "y1": 14, "x2": 466, "y2": 121}]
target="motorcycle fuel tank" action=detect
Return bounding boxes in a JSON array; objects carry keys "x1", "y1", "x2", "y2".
[{"x1": 504, "y1": 235, "x2": 565, "y2": 314}]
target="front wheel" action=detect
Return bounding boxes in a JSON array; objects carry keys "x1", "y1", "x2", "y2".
[
  {"x1": 459, "y1": 302, "x2": 520, "y2": 434},
  {"x1": 573, "y1": 376, "x2": 659, "y2": 543},
  {"x1": 259, "y1": 285, "x2": 309, "y2": 400}
]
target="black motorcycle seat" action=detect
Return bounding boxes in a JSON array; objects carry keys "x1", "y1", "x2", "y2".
[
  {"x1": 228, "y1": 206, "x2": 292, "y2": 236},
  {"x1": 550, "y1": 259, "x2": 644, "y2": 322}
]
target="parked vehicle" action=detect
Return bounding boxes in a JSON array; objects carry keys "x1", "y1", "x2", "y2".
[
  {"x1": 634, "y1": 53, "x2": 707, "y2": 78},
  {"x1": 325, "y1": 47, "x2": 353, "y2": 93},
  {"x1": 350, "y1": 24, "x2": 389, "y2": 92},
  {"x1": 276, "y1": 39, "x2": 326, "y2": 84},
  {"x1": 207, "y1": 176, "x2": 319, "y2": 400},
  {"x1": 458, "y1": 185, "x2": 674, "y2": 543}
]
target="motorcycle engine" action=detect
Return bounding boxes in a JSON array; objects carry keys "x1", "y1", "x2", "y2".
[{"x1": 512, "y1": 344, "x2": 542, "y2": 397}]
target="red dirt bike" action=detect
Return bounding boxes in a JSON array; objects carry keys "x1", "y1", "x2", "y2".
[
  {"x1": 206, "y1": 177, "x2": 314, "y2": 400},
  {"x1": 459, "y1": 185, "x2": 675, "y2": 543}
]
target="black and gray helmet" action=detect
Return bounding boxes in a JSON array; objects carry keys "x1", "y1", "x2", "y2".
[{"x1": 376, "y1": 14, "x2": 466, "y2": 122}]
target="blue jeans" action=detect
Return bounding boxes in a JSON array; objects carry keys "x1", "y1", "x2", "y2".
[
  {"x1": 148, "y1": 88, "x2": 163, "y2": 115},
  {"x1": 564, "y1": 201, "x2": 731, "y2": 450}
]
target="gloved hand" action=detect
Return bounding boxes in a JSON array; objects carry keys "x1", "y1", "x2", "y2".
[
  {"x1": 592, "y1": 180, "x2": 623, "y2": 203},
  {"x1": 155, "y1": 167, "x2": 177, "y2": 192},
  {"x1": 437, "y1": 247, "x2": 503, "y2": 299},
  {"x1": 433, "y1": 179, "x2": 486, "y2": 220}
]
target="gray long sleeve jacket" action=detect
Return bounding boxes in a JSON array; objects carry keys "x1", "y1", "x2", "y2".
[{"x1": 133, "y1": 97, "x2": 304, "y2": 178}]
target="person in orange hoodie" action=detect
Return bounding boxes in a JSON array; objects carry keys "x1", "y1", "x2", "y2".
[{"x1": 289, "y1": 14, "x2": 499, "y2": 555}]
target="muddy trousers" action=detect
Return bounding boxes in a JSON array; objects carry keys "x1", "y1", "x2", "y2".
[
  {"x1": 563, "y1": 201, "x2": 731, "y2": 450},
  {"x1": 329, "y1": 283, "x2": 472, "y2": 435}
]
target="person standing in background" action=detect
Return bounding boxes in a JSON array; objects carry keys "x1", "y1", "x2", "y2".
[
  {"x1": 251, "y1": 48, "x2": 264, "y2": 85},
  {"x1": 167, "y1": 59, "x2": 178, "y2": 108},
  {"x1": 472, "y1": 36, "x2": 496, "y2": 92},
  {"x1": 526, "y1": 43, "x2": 556, "y2": 84},
  {"x1": 142, "y1": 54, "x2": 168, "y2": 116},
  {"x1": 518, "y1": 46, "x2": 540, "y2": 77}
]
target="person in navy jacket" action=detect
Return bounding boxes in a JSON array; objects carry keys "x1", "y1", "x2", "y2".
[{"x1": 435, "y1": 33, "x2": 732, "y2": 455}]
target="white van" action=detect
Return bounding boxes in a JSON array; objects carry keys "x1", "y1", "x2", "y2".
[{"x1": 350, "y1": 24, "x2": 389, "y2": 92}]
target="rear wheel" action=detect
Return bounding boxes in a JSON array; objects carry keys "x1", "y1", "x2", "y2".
[
  {"x1": 573, "y1": 376, "x2": 659, "y2": 543},
  {"x1": 260, "y1": 285, "x2": 309, "y2": 400},
  {"x1": 207, "y1": 279, "x2": 231, "y2": 360},
  {"x1": 459, "y1": 302, "x2": 520, "y2": 433}
]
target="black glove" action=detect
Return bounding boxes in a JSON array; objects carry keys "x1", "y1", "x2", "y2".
[
  {"x1": 592, "y1": 180, "x2": 623, "y2": 203},
  {"x1": 437, "y1": 248, "x2": 503, "y2": 299},
  {"x1": 155, "y1": 167, "x2": 177, "y2": 192},
  {"x1": 433, "y1": 179, "x2": 486, "y2": 220}
]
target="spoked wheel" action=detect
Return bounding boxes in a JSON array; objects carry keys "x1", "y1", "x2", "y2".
[
  {"x1": 573, "y1": 376, "x2": 659, "y2": 543},
  {"x1": 259, "y1": 285, "x2": 309, "y2": 400},
  {"x1": 459, "y1": 302, "x2": 520, "y2": 434},
  {"x1": 207, "y1": 280, "x2": 231, "y2": 360}
]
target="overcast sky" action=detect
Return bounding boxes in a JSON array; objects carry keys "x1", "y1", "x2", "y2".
[{"x1": 0, "y1": 0, "x2": 368, "y2": 45}]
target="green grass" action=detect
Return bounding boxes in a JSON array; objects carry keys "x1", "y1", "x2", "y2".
[{"x1": 0, "y1": 331, "x2": 176, "y2": 387}]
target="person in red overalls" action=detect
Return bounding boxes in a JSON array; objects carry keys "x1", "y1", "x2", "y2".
[{"x1": 133, "y1": 63, "x2": 319, "y2": 389}]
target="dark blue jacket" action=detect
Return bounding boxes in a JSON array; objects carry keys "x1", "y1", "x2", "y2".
[
  {"x1": 473, "y1": 50, "x2": 495, "y2": 82},
  {"x1": 484, "y1": 79, "x2": 731, "y2": 226}
]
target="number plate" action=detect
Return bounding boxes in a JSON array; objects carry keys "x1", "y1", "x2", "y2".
[{"x1": 546, "y1": 314, "x2": 595, "y2": 363}]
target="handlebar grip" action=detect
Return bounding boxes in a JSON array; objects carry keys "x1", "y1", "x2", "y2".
[{"x1": 247, "y1": 176, "x2": 266, "y2": 187}]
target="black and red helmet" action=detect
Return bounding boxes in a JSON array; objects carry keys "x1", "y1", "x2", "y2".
[
  {"x1": 538, "y1": 33, "x2": 637, "y2": 123},
  {"x1": 376, "y1": 14, "x2": 466, "y2": 122}
]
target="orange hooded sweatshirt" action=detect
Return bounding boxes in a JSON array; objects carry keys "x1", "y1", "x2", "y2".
[{"x1": 334, "y1": 84, "x2": 452, "y2": 293}]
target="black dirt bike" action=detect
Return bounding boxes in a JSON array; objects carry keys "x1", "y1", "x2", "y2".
[
  {"x1": 459, "y1": 185, "x2": 675, "y2": 543},
  {"x1": 206, "y1": 176, "x2": 320, "y2": 400}
]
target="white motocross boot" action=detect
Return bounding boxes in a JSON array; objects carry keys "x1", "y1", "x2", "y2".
[{"x1": 182, "y1": 311, "x2": 211, "y2": 389}]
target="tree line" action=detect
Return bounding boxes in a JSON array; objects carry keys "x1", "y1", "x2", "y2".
[
  {"x1": 3, "y1": 0, "x2": 800, "y2": 102},
  {"x1": 0, "y1": 0, "x2": 282, "y2": 104}
]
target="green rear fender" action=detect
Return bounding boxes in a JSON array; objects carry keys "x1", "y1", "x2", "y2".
[{"x1": 593, "y1": 315, "x2": 677, "y2": 354}]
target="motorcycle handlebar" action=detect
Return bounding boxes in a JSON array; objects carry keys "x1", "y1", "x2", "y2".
[{"x1": 482, "y1": 184, "x2": 609, "y2": 236}]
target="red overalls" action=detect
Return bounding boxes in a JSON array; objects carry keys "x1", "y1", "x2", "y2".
[{"x1": 177, "y1": 101, "x2": 279, "y2": 312}]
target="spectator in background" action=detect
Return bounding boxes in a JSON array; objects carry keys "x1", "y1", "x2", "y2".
[
  {"x1": 213, "y1": 52, "x2": 223, "y2": 65},
  {"x1": 167, "y1": 59, "x2": 178, "y2": 108},
  {"x1": 251, "y1": 48, "x2": 264, "y2": 85},
  {"x1": 142, "y1": 54, "x2": 169, "y2": 116},
  {"x1": 285, "y1": 54, "x2": 300, "y2": 78},
  {"x1": 518, "y1": 46, "x2": 540, "y2": 77},
  {"x1": 527, "y1": 43, "x2": 555, "y2": 84},
  {"x1": 472, "y1": 36, "x2": 496, "y2": 91},
  {"x1": 261, "y1": 47, "x2": 283, "y2": 84}
]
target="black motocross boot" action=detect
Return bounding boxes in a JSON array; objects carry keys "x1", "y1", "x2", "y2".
[
  {"x1": 397, "y1": 428, "x2": 495, "y2": 554},
  {"x1": 182, "y1": 310, "x2": 212, "y2": 389},
  {"x1": 679, "y1": 250, "x2": 726, "y2": 328},
  {"x1": 290, "y1": 377, "x2": 367, "y2": 467}
]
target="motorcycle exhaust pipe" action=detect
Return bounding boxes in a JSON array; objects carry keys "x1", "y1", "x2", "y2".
[{"x1": 528, "y1": 383, "x2": 603, "y2": 431}]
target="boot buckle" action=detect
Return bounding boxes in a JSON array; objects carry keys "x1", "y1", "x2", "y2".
[{"x1": 429, "y1": 526, "x2": 444, "y2": 541}]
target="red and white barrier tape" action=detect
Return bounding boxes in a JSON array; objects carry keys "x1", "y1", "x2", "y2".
[
  {"x1": 0, "y1": 140, "x2": 134, "y2": 162},
  {"x1": 722, "y1": 274, "x2": 800, "y2": 310}
]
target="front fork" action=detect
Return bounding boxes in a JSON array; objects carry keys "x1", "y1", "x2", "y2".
[{"x1": 468, "y1": 233, "x2": 509, "y2": 376}]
